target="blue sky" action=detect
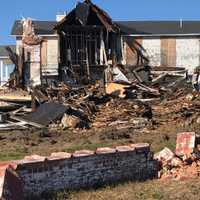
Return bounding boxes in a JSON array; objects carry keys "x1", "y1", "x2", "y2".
[{"x1": 1, "y1": 0, "x2": 200, "y2": 45}]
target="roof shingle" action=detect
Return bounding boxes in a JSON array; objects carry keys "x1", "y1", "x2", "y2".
[
  {"x1": 11, "y1": 20, "x2": 57, "y2": 36},
  {"x1": 11, "y1": 20, "x2": 200, "y2": 36}
]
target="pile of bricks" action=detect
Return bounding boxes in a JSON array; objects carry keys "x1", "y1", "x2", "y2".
[{"x1": 155, "y1": 132, "x2": 200, "y2": 180}]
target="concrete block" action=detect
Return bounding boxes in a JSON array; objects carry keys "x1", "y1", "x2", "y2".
[
  {"x1": 96, "y1": 147, "x2": 116, "y2": 154},
  {"x1": 48, "y1": 152, "x2": 71, "y2": 161},
  {"x1": 73, "y1": 150, "x2": 94, "y2": 158}
]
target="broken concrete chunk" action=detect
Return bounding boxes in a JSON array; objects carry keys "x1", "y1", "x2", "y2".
[
  {"x1": 154, "y1": 147, "x2": 175, "y2": 163},
  {"x1": 176, "y1": 132, "x2": 196, "y2": 157}
]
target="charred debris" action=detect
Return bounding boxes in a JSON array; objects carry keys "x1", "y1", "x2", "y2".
[{"x1": 0, "y1": 0, "x2": 188, "y2": 131}]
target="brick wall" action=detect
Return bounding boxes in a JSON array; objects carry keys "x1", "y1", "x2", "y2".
[{"x1": 1, "y1": 143, "x2": 158, "y2": 199}]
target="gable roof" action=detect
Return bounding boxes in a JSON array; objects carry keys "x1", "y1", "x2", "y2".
[
  {"x1": 0, "y1": 45, "x2": 15, "y2": 57},
  {"x1": 116, "y1": 21, "x2": 200, "y2": 36},
  {"x1": 55, "y1": 0, "x2": 116, "y2": 32},
  {"x1": 11, "y1": 20, "x2": 57, "y2": 36},
  {"x1": 11, "y1": 20, "x2": 200, "y2": 36}
]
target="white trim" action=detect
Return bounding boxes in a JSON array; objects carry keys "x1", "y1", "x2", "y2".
[
  {"x1": 11, "y1": 34, "x2": 58, "y2": 37},
  {"x1": 0, "y1": 60, "x2": 3, "y2": 85},
  {"x1": 0, "y1": 56, "x2": 9, "y2": 59},
  {"x1": 122, "y1": 33, "x2": 200, "y2": 37}
]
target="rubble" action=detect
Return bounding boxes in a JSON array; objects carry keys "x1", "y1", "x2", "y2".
[
  {"x1": 0, "y1": 67, "x2": 192, "y2": 132},
  {"x1": 156, "y1": 132, "x2": 200, "y2": 180}
]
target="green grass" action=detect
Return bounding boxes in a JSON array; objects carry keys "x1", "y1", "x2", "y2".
[
  {"x1": 63, "y1": 143, "x2": 114, "y2": 153},
  {"x1": 0, "y1": 152, "x2": 26, "y2": 161},
  {"x1": 30, "y1": 178, "x2": 200, "y2": 200},
  {"x1": 0, "y1": 146, "x2": 28, "y2": 161}
]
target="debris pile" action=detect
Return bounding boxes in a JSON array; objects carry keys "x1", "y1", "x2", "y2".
[
  {"x1": 155, "y1": 132, "x2": 200, "y2": 180},
  {"x1": 0, "y1": 60, "x2": 191, "y2": 132}
]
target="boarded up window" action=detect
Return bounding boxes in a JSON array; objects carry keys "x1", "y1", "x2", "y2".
[
  {"x1": 41, "y1": 40, "x2": 47, "y2": 67},
  {"x1": 161, "y1": 38, "x2": 176, "y2": 67}
]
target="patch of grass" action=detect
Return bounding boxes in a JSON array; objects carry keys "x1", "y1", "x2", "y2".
[
  {"x1": 0, "y1": 146, "x2": 28, "y2": 161},
  {"x1": 0, "y1": 152, "x2": 26, "y2": 161},
  {"x1": 50, "y1": 179, "x2": 200, "y2": 200},
  {"x1": 64, "y1": 143, "x2": 113, "y2": 153}
]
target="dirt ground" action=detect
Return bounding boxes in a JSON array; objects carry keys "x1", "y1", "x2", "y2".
[{"x1": 0, "y1": 113, "x2": 198, "y2": 161}]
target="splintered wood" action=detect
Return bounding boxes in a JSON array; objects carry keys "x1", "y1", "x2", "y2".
[{"x1": 92, "y1": 99, "x2": 150, "y2": 130}]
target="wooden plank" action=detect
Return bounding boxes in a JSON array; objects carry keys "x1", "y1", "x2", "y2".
[
  {"x1": 10, "y1": 115, "x2": 44, "y2": 128},
  {"x1": 161, "y1": 38, "x2": 176, "y2": 67},
  {"x1": 0, "y1": 95, "x2": 31, "y2": 103}
]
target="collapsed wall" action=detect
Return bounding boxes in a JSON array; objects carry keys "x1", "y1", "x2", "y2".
[{"x1": 1, "y1": 143, "x2": 158, "y2": 199}]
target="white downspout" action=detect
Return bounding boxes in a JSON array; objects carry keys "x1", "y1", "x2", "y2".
[{"x1": 0, "y1": 60, "x2": 3, "y2": 86}]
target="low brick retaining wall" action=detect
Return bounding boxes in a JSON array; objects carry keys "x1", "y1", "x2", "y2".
[{"x1": 0, "y1": 143, "x2": 158, "y2": 199}]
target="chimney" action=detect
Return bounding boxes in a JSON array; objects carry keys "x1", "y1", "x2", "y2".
[{"x1": 56, "y1": 12, "x2": 67, "y2": 22}]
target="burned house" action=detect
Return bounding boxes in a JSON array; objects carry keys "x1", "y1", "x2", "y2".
[
  {"x1": 54, "y1": 0, "x2": 126, "y2": 85},
  {"x1": 10, "y1": 0, "x2": 146, "y2": 88},
  {"x1": 9, "y1": 0, "x2": 200, "y2": 88}
]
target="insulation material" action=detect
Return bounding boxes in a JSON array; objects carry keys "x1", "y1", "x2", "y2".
[
  {"x1": 142, "y1": 39, "x2": 161, "y2": 66},
  {"x1": 176, "y1": 38, "x2": 200, "y2": 74},
  {"x1": 112, "y1": 67, "x2": 129, "y2": 83}
]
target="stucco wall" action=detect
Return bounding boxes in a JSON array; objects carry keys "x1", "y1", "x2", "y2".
[
  {"x1": 142, "y1": 38, "x2": 161, "y2": 66},
  {"x1": 176, "y1": 38, "x2": 200, "y2": 74}
]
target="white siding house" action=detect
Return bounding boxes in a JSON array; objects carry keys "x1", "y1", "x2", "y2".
[
  {"x1": 117, "y1": 21, "x2": 200, "y2": 74},
  {"x1": 0, "y1": 46, "x2": 15, "y2": 86}
]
